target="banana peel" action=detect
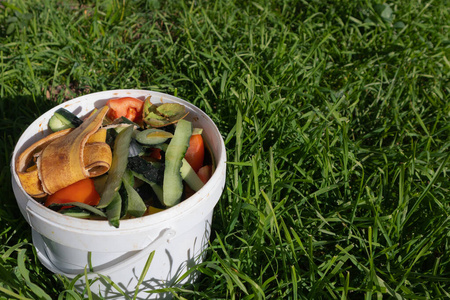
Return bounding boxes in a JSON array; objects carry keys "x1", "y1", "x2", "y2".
[
  {"x1": 16, "y1": 106, "x2": 112, "y2": 198},
  {"x1": 16, "y1": 128, "x2": 72, "y2": 198}
]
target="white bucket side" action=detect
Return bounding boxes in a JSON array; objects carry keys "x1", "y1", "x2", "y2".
[{"x1": 33, "y1": 210, "x2": 213, "y2": 300}]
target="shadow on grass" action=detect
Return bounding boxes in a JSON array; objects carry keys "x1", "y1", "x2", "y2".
[
  {"x1": 0, "y1": 94, "x2": 68, "y2": 298},
  {"x1": 0, "y1": 94, "x2": 58, "y2": 240}
]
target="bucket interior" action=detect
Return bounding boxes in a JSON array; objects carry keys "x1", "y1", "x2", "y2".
[{"x1": 11, "y1": 90, "x2": 227, "y2": 299}]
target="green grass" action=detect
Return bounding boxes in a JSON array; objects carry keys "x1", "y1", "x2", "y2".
[{"x1": 1, "y1": 0, "x2": 449, "y2": 299}]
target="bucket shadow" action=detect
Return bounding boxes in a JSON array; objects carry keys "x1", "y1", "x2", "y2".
[{"x1": 3, "y1": 95, "x2": 60, "y2": 252}]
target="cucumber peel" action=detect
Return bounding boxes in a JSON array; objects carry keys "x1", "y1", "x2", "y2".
[
  {"x1": 60, "y1": 208, "x2": 92, "y2": 218},
  {"x1": 163, "y1": 119, "x2": 192, "y2": 207},
  {"x1": 122, "y1": 170, "x2": 147, "y2": 217},
  {"x1": 180, "y1": 158, "x2": 204, "y2": 192},
  {"x1": 130, "y1": 170, "x2": 164, "y2": 205},
  {"x1": 48, "y1": 108, "x2": 83, "y2": 132},
  {"x1": 135, "y1": 128, "x2": 173, "y2": 145},
  {"x1": 106, "y1": 192, "x2": 122, "y2": 228},
  {"x1": 98, "y1": 125, "x2": 133, "y2": 209},
  {"x1": 49, "y1": 202, "x2": 107, "y2": 218}
]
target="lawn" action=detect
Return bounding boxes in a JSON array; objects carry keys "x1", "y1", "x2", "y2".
[{"x1": 1, "y1": 0, "x2": 449, "y2": 299}]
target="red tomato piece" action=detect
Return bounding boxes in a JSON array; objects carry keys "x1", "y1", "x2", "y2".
[
  {"x1": 45, "y1": 178, "x2": 100, "y2": 207},
  {"x1": 149, "y1": 148, "x2": 162, "y2": 160},
  {"x1": 197, "y1": 165, "x2": 212, "y2": 184},
  {"x1": 184, "y1": 134, "x2": 204, "y2": 173},
  {"x1": 106, "y1": 97, "x2": 144, "y2": 123}
]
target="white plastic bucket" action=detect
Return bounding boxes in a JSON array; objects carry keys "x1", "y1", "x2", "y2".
[{"x1": 10, "y1": 90, "x2": 227, "y2": 299}]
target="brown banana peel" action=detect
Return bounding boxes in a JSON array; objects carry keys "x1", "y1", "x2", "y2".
[
  {"x1": 16, "y1": 106, "x2": 112, "y2": 197},
  {"x1": 16, "y1": 128, "x2": 72, "y2": 198},
  {"x1": 83, "y1": 142, "x2": 112, "y2": 177}
]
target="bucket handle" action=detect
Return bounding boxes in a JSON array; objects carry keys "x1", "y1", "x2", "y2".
[{"x1": 39, "y1": 227, "x2": 176, "y2": 278}]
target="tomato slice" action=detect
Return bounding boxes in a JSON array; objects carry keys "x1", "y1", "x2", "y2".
[
  {"x1": 45, "y1": 178, "x2": 100, "y2": 207},
  {"x1": 149, "y1": 148, "x2": 162, "y2": 160},
  {"x1": 106, "y1": 97, "x2": 144, "y2": 123},
  {"x1": 197, "y1": 165, "x2": 212, "y2": 184},
  {"x1": 184, "y1": 134, "x2": 204, "y2": 173}
]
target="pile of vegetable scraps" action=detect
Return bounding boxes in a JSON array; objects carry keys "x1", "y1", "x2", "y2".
[{"x1": 15, "y1": 96, "x2": 213, "y2": 227}]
